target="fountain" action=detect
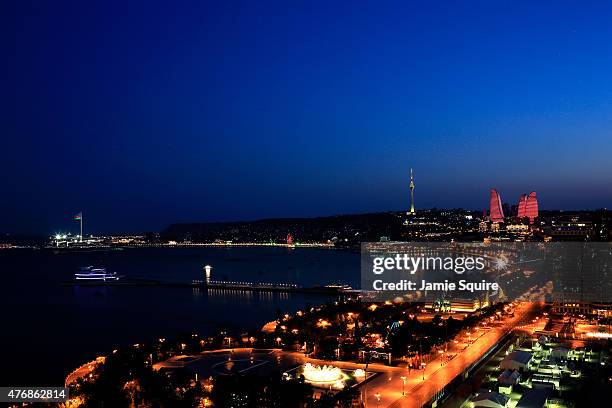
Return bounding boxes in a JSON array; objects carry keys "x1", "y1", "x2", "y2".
[{"x1": 302, "y1": 363, "x2": 348, "y2": 389}]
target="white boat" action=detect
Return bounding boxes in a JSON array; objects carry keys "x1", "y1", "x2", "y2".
[{"x1": 74, "y1": 266, "x2": 121, "y2": 281}]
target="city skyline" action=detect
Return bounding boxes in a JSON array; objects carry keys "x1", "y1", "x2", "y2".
[
  {"x1": 3, "y1": 2, "x2": 612, "y2": 407},
  {"x1": 3, "y1": 183, "x2": 611, "y2": 236},
  {"x1": 4, "y1": 0, "x2": 612, "y2": 234}
]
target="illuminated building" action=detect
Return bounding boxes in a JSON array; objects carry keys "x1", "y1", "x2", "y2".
[
  {"x1": 408, "y1": 168, "x2": 415, "y2": 215},
  {"x1": 500, "y1": 351, "x2": 532, "y2": 371},
  {"x1": 517, "y1": 194, "x2": 527, "y2": 218},
  {"x1": 468, "y1": 391, "x2": 510, "y2": 408},
  {"x1": 516, "y1": 191, "x2": 538, "y2": 224},
  {"x1": 550, "y1": 217, "x2": 592, "y2": 241},
  {"x1": 525, "y1": 191, "x2": 538, "y2": 224},
  {"x1": 425, "y1": 298, "x2": 489, "y2": 313},
  {"x1": 286, "y1": 234, "x2": 293, "y2": 245},
  {"x1": 478, "y1": 221, "x2": 489, "y2": 232},
  {"x1": 517, "y1": 192, "x2": 538, "y2": 224},
  {"x1": 506, "y1": 224, "x2": 529, "y2": 234},
  {"x1": 489, "y1": 189, "x2": 505, "y2": 223}
]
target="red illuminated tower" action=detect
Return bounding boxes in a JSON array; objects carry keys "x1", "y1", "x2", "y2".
[
  {"x1": 489, "y1": 189, "x2": 505, "y2": 223},
  {"x1": 517, "y1": 194, "x2": 527, "y2": 218},
  {"x1": 525, "y1": 191, "x2": 538, "y2": 224},
  {"x1": 286, "y1": 234, "x2": 294, "y2": 246}
]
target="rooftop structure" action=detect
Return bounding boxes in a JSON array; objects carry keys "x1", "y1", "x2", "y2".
[
  {"x1": 468, "y1": 390, "x2": 510, "y2": 408},
  {"x1": 498, "y1": 369, "x2": 521, "y2": 385},
  {"x1": 516, "y1": 388, "x2": 552, "y2": 408},
  {"x1": 500, "y1": 350, "x2": 533, "y2": 371}
]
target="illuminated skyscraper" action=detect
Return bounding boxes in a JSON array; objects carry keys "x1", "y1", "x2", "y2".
[
  {"x1": 525, "y1": 191, "x2": 538, "y2": 224},
  {"x1": 517, "y1": 191, "x2": 538, "y2": 223},
  {"x1": 489, "y1": 189, "x2": 504, "y2": 223},
  {"x1": 408, "y1": 168, "x2": 415, "y2": 215},
  {"x1": 517, "y1": 194, "x2": 527, "y2": 218}
]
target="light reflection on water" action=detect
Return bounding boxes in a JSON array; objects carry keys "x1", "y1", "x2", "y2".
[{"x1": 0, "y1": 247, "x2": 358, "y2": 385}]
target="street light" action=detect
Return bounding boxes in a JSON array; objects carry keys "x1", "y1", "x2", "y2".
[
  {"x1": 400, "y1": 376, "x2": 406, "y2": 395},
  {"x1": 421, "y1": 362, "x2": 426, "y2": 380},
  {"x1": 374, "y1": 393, "x2": 381, "y2": 408}
]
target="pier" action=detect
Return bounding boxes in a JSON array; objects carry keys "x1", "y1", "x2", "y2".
[
  {"x1": 63, "y1": 278, "x2": 359, "y2": 296},
  {"x1": 63, "y1": 263, "x2": 359, "y2": 295},
  {"x1": 192, "y1": 279, "x2": 359, "y2": 295}
]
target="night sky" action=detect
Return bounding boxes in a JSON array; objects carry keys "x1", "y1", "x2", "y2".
[{"x1": 3, "y1": 0, "x2": 612, "y2": 234}]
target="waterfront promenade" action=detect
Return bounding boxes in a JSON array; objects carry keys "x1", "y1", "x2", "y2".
[{"x1": 148, "y1": 302, "x2": 542, "y2": 408}]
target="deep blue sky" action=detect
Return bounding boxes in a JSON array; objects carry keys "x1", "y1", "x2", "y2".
[{"x1": 3, "y1": 0, "x2": 612, "y2": 234}]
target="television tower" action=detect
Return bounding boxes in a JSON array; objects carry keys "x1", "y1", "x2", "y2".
[{"x1": 408, "y1": 168, "x2": 415, "y2": 215}]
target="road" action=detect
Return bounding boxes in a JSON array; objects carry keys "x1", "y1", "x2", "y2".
[
  {"x1": 380, "y1": 303, "x2": 540, "y2": 408},
  {"x1": 152, "y1": 302, "x2": 542, "y2": 408},
  {"x1": 360, "y1": 302, "x2": 541, "y2": 408},
  {"x1": 280, "y1": 302, "x2": 542, "y2": 407}
]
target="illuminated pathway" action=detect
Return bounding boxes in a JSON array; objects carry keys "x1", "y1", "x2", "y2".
[
  {"x1": 267, "y1": 303, "x2": 542, "y2": 407},
  {"x1": 151, "y1": 302, "x2": 542, "y2": 408},
  {"x1": 379, "y1": 302, "x2": 542, "y2": 408},
  {"x1": 65, "y1": 357, "x2": 105, "y2": 387}
]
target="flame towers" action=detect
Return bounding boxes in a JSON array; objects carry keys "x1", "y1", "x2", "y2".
[
  {"x1": 490, "y1": 190, "x2": 539, "y2": 224},
  {"x1": 525, "y1": 191, "x2": 539, "y2": 223},
  {"x1": 517, "y1": 192, "x2": 538, "y2": 223},
  {"x1": 517, "y1": 194, "x2": 527, "y2": 218},
  {"x1": 489, "y1": 189, "x2": 505, "y2": 223}
]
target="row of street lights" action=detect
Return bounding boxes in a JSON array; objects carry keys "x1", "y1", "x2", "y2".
[
  {"x1": 367, "y1": 308, "x2": 522, "y2": 407},
  {"x1": 368, "y1": 334, "x2": 473, "y2": 407}
]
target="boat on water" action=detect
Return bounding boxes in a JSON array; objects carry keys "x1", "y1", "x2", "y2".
[{"x1": 74, "y1": 266, "x2": 122, "y2": 281}]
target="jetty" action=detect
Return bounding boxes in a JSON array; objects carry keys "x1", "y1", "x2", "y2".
[{"x1": 63, "y1": 278, "x2": 359, "y2": 296}]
